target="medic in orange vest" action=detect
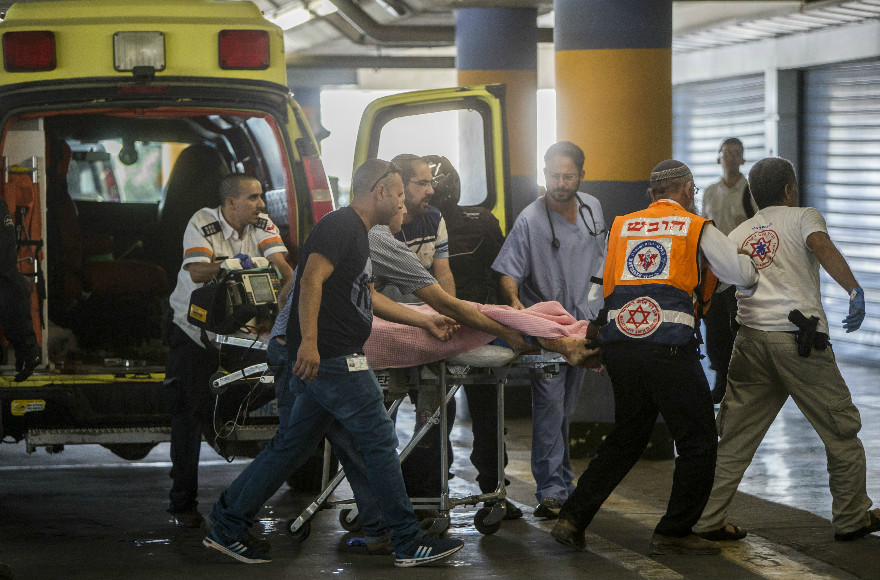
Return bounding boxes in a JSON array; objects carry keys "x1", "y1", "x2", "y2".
[{"x1": 599, "y1": 161, "x2": 756, "y2": 346}]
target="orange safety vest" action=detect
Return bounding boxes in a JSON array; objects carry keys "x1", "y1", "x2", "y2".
[{"x1": 599, "y1": 200, "x2": 717, "y2": 345}]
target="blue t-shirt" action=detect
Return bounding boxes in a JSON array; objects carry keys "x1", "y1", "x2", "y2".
[{"x1": 285, "y1": 207, "x2": 373, "y2": 359}]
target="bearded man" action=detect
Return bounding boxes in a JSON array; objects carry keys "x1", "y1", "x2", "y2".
[{"x1": 492, "y1": 141, "x2": 606, "y2": 517}]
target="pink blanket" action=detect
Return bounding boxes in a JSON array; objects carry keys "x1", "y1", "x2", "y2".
[{"x1": 364, "y1": 301, "x2": 590, "y2": 370}]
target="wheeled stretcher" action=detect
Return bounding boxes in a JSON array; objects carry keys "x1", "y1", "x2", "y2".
[{"x1": 285, "y1": 346, "x2": 566, "y2": 540}]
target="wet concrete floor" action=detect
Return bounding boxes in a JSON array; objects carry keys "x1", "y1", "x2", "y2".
[{"x1": 1, "y1": 359, "x2": 879, "y2": 579}]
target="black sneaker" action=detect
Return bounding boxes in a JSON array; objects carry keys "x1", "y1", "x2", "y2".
[
  {"x1": 203, "y1": 518, "x2": 272, "y2": 552},
  {"x1": 534, "y1": 497, "x2": 561, "y2": 519},
  {"x1": 394, "y1": 534, "x2": 464, "y2": 568},
  {"x1": 203, "y1": 530, "x2": 271, "y2": 564},
  {"x1": 835, "y1": 508, "x2": 880, "y2": 541}
]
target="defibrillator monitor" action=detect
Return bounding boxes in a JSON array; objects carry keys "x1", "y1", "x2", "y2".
[{"x1": 240, "y1": 272, "x2": 277, "y2": 305}]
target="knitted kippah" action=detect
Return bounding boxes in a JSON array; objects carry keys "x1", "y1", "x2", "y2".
[{"x1": 650, "y1": 160, "x2": 690, "y2": 182}]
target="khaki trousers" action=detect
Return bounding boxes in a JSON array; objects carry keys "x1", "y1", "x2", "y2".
[{"x1": 695, "y1": 325, "x2": 872, "y2": 534}]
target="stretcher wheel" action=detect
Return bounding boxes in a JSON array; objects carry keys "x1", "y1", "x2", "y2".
[
  {"x1": 339, "y1": 509, "x2": 362, "y2": 532},
  {"x1": 474, "y1": 507, "x2": 501, "y2": 535},
  {"x1": 286, "y1": 519, "x2": 311, "y2": 542}
]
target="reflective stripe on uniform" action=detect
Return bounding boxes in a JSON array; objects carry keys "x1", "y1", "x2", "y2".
[{"x1": 607, "y1": 308, "x2": 695, "y2": 328}]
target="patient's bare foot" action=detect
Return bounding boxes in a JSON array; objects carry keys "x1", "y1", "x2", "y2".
[{"x1": 536, "y1": 336, "x2": 602, "y2": 368}]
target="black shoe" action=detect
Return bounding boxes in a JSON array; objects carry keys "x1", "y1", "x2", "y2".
[
  {"x1": 170, "y1": 506, "x2": 205, "y2": 529},
  {"x1": 835, "y1": 508, "x2": 880, "y2": 541},
  {"x1": 485, "y1": 500, "x2": 523, "y2": 520},
  {"x1": 551, "y1": 518, "x2": 586, "y2": 551},
  {"x1": 534, "y1": 497, "x2": 561, "y2": 519}
]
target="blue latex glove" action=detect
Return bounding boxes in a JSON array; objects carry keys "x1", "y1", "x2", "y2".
[
  {"x1": 234, "y1": 253, "x2": 253, "y2": 269},
  {"x1": 842, "y1": 287, "x2": 865, "y2": 333}
]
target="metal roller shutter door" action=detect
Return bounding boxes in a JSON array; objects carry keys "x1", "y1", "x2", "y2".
[
  {"x1": 672, "y1": 74, "x2": 765, "y2": 209},
  {"x1": 803, "y1": 59, "x2": 880, "y2": 362}
]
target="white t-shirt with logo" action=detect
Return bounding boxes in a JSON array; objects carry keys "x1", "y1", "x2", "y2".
[{"x1": 728, "y1": 205, "x2": 828, "y2": 333}]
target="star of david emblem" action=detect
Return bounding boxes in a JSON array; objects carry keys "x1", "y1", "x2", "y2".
[
  {"x1": 638, "y1": 251, "x2": 658, "y2": 270},
  {"x1": 625, "y1": 305, "x2": 652, "y2": 328},
  {"x1": 750, "y1": 237, "x2": 773, "y2": 260}
]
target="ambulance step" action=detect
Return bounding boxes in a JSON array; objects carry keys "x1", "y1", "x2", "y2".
[{"x1": 25, "y1": 424, "x2": 278, "y2": 452}]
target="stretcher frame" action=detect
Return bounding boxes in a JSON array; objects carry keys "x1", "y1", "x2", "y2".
[{"x1": 285, "y1": 352, "x2": 564, "y2": 540}]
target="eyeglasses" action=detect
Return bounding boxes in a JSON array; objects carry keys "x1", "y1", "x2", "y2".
[
  {"x1": 693, "y1": 185, "x2": 700, "y2": 196},
  {"x1": 409, "y1": 178, "x2": 438, "y2": 189},
  {"x1": 545, "y1": 172, "x2": 580, "y2": 183},
  {"x1": 370, "y1": 162, "x2": 401, "y2": 192}
]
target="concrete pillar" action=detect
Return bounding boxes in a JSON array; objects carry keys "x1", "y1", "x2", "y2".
[
  {"x1": 456, "y1": 7, "x2": 538, "y2": 222},
  {"x1": 554, "y1": 0, "x2": 673, "y2": 227},
  {"x1": 556, "y1": 1, "x2": 674, "y2": 458}
]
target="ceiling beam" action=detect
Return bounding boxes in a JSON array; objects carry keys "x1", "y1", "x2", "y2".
[
  {"x1": 286, "y1": 54, "x2": 456, "y2": 68},
  {"x1": 328, "y1": 0, "x2": 553, "y2": 44}
]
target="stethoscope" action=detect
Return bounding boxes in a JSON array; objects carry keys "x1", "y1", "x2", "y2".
[{"x1": 543, "y1": 192, "x2": 604, "y2": 249}]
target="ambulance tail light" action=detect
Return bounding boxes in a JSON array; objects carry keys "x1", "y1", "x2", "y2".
[
  {"x1": 218, "y1": 30, "x2": 269, "y2": 70},
  {"x1": 3, "y1": 31, "x2": 56, "y2": 72},
  {"x1": 302, "y1": 156, "x2": 334, "y2": 222}
]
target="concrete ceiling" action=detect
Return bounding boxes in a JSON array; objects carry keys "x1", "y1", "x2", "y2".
[{"x1": 1, "y1": 1, "x2": 877, "y2": 66}]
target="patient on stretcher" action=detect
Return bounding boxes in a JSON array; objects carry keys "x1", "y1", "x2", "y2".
[{"x1": 364, "y1": 300, "x2": 601, "y2": 371}]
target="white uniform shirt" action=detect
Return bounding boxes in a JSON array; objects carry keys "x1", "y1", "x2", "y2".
[
  {"x1": 169, "y1": 206, "x2": 286, "y2": 346},
  {"x1": 729, "y1": 205, "x2": 828, "y2": 333},
  {"x1": 702, "y1": 174, "x2": 755, "y2": 236}
]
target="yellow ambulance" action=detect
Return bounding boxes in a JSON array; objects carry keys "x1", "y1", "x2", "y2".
[{"x1": 0, "y1": 0, "x2": 511, "y2": 467}]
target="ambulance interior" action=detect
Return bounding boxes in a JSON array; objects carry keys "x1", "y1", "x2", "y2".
[{"x1": 3, "y1": 111, "x2": 294, "y2": 369}]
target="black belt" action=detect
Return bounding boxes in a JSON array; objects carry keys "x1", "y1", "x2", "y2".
[{"x1": 606, "y1": 340, "x2": 697, "y2": 358}]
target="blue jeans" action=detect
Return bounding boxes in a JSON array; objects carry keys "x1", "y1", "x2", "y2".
[
  {"x1": 271, "y1": 338, "x2": 389, "y2": 543},
  {"x1": 211, "y1": 347, "x2": 419, "y2": 551}
]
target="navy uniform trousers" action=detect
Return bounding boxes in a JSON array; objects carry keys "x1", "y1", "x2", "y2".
[{"x1": 559, "y1": 340, "x2": 717, "y2": 537}]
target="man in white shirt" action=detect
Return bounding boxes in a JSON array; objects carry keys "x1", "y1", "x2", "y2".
[
  {"x1": 701, "y1": 137, "x2": 757, "y2": 403},
  {"x1": 694, "y1": 157, "x2": 879, "y2": 543},
  {"x1": 165, "y1": 174, "x2": 293, "y2": 528}
]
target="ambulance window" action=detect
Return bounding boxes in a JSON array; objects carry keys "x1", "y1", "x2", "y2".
[
  {"x1": 67, "y1": 139, "x2": 165, "y2": 203},
  {"x1": 376, "y1": 109, "x2": 488, "y2": 206},
  {"x1": 245, "y1": 118, "x2": 286, "y2": 190}
]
